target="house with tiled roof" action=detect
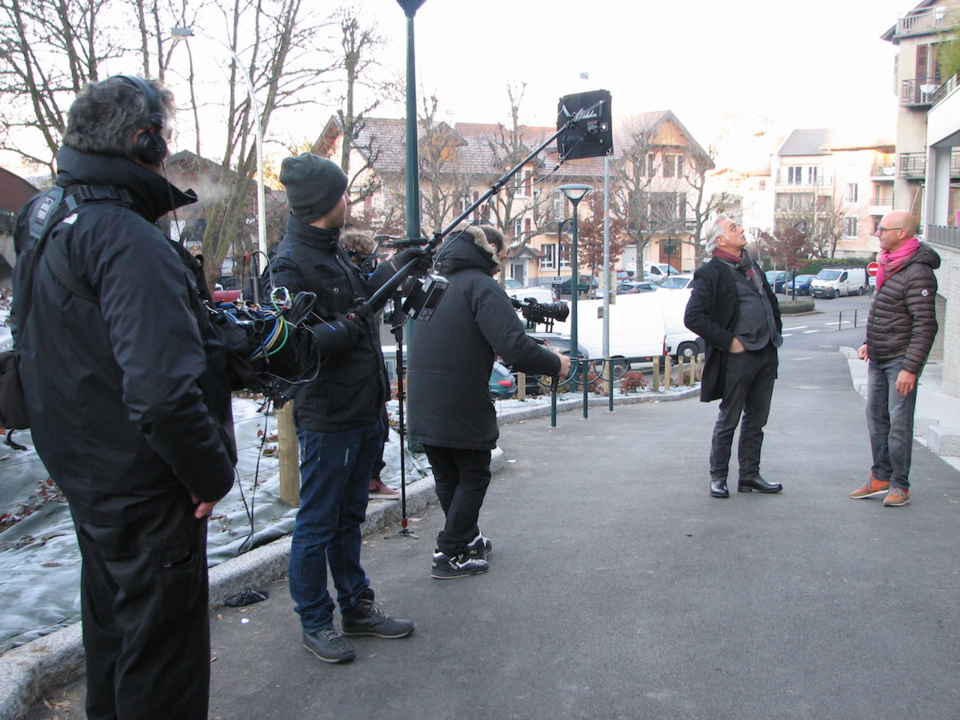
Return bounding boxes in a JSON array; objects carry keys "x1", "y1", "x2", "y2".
[{"x1": 315, "y1": 108, "x2": 712, "y2": 288}]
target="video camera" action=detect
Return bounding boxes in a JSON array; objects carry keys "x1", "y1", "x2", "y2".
[{"x1": 510, "y1": 296, "x2": 570, "y2": 332}]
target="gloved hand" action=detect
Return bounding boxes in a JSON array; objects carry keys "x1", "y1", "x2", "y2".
[
  {"x1": 311, "y1": 313, "x2": 360, "y2": 355},
  {"x1": 369, "y1": 247, "x2": 434, "y2": 292},
  {"x1": 392, "y1": 247, "x2": 434, "y2": 278}
]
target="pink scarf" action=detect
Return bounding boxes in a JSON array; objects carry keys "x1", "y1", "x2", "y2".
[{"x1": 876, "y1": 237, "x2": 920, "y2": 291}]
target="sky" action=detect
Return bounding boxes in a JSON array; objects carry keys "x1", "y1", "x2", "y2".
[{"x1": 359, "y1": 0, "x2": 915, "y2": 150}]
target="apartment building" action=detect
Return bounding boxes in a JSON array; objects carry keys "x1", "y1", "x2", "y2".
[{"x1": 881, "y1": 0, "x2": 960, "y2": 214}]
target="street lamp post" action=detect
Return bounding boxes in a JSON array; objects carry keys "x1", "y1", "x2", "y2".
[
  {"x1": 558, "y1": 183, "x2": 592, "y2": 419},
  {"x1": 170, "y1": 26, "x2": 267, "y2": 297},
  {"x1": 396, "y1": 0, "x2": 427, "y2": 241}
]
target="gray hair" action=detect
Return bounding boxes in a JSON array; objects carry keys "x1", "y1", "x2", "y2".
[
  {"x1": 63, "y1": 76, "x2": 174, "y2": 160},
  {"x1": 702, "y1": 214, "x2": 730, "y2": 255}
]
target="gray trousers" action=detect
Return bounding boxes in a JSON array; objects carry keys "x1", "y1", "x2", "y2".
[
  {"x1": 710, "y1": 343, "x2": 778, "y2": 481},
  {"x1": 866, "y1": 355, "x2": 918, "y2": 490}
]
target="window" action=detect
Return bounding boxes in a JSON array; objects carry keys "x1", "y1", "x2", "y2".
[
  {"x1": 514, "y1": 168, "x2": 528, "y2": 198},
  {"x1": 663, "y1": 155, "x2": 676, "y2": 178},
  {"x1": 512, "y1": 218, "x2": 522, "y2": 239},
  {"x1": 787, "y1": 166, "x2": 803, "y2": 185},
  {"x1": 807, "y1": 167, "x2": 819, "y2": 185},
  {"x1": 758, "y1": 179, "x2": 766, "y2": 191},
  {"x1": 647, "y1": 153, "x2": 656, "y2": 177},
  {"x1": 541, "y1": 243, "x2": 556, "y2": 270},
  {"x1": 845, "y1": 183, "x2": 858, "y2": 204},
  {"x1": 844, "y1": 216, "x2": 858, "y2": 237}
]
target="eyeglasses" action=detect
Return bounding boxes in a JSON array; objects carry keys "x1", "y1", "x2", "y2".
[{"x1": 876, "y1": 226, "x2": 903, "y2": 234}]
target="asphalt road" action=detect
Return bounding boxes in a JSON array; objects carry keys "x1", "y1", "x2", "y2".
[{"x1": 28, "y1": 310, "x2": 960, "y2": 720}]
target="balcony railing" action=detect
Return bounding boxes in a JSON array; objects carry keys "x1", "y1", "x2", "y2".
[
  {"x1": 895, "y1": 4, "x2": 960, "y2": 38},
  {"x1": 927, "y1": 225, "x2": 960, "y2": 249},
  {"x1": 901, "y1": 77, "x2": 942, "y2": 107},
  {"x1": 870, "y1": 164, "x2": 897, "y2": 178},
  {"x1": 899, "y1": 150, "x2": 960, "y2": 179}
]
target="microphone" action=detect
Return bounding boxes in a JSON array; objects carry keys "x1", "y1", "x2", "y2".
[{"x1": 375, "y1": 235, "x2": 431, "y2": 248}]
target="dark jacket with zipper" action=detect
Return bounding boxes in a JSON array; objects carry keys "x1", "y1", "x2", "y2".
[
  {"x1": 684, "y1": 255, "x2": 782, "y2": 403},
  {"x1": 263, "y1": 215, "x2": 389, "y2": 432},
  {"x1": 407, "y1": 228, "x2": 562, "y2": 450},
  {"x1": 865, "y1": 243, "x2": 940, "y2": 373},
  {"x1": 11, "y1": 147, "x2": 236, "y2": 525}
]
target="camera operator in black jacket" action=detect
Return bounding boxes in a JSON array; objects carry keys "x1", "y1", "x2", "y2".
[
  {"x1": 12, "y1": 76, "x2": 235, "y2": 720},
  {"x1": 263, "y1": 153, "x2": 430, "y2": 663},
  {"x1": 407, "y1": 225, "x2": 570, "y2": 579}
]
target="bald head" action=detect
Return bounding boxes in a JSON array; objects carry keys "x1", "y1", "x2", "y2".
[{"x1": 876, "y1": 211, "x2": 918, "y2": 252}]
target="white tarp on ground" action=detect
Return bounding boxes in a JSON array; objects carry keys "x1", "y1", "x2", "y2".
[{"x1": 0, "y1": 397, "x2": 431, "y2": 653}]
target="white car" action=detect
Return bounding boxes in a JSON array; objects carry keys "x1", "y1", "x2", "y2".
[{"x1": 657, "y1": 274, "x2": 694, "y2": 290}]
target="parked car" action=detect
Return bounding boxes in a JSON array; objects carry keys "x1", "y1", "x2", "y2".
[
  {"x1": 506, "y1": 286, "x2": 558, "y2": 305},
  {"x1": 552, "y1": 276, "x2": 597, "y2": 297},
  {"x1": 504, "y1": 278, "x2": 523, "y2": 289},
  {"x1": 657, "y1": 274, "x2": 694, "y2": 290},
  {"x1": 489, "y1": 360, "x2": 518, "y2": 399},
  {"x1": 213, "y1": 283, "x2": 242, "y2": 303},
  {"x1": 785, "y1": 274, "x2": 816, "y2": 296},
  {"x1": 617, "y1": 281, "x2": 658, "y2": 294},
  {"x1": 764, "y1": 270, "x2": 792, "y2": 293}
]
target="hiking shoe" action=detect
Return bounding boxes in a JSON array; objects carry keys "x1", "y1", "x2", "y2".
[
  {"x1": 431, "y1": 551, "x2": 489, "y2": 579},
  {"x1": 303, "y1": 628, "x2": 356, "y2": 664},
  {"x1": 883, "y1": 488, "x2": 911, "y2": 507},
  {"x1": 466, "y1": 532, "x2": 493, "y2": 560},
  {"x1": 341, "y1": 603, "x2": 414, "y2": 638},
  {"x1": 849, "y1": 474, "x2": 891, "y2": 499}
]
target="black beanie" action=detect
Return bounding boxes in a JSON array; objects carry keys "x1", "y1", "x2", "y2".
[{"x1": 279, "y1": 153, "x2": 348, "y2": 224}]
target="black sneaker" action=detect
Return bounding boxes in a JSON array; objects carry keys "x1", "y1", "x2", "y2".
[
  {"x1": 466, "y1": 533, "x2": 492, "y2": 560},
  {"x1": 341, "y1": 604, "x2": 415, "y2": 638},
  {"x1": 303, "y1": 628, "x2": 356, "y2": 664},
  {"x1": 431, "y1": 551, "x2": 489, "y2": 579}
]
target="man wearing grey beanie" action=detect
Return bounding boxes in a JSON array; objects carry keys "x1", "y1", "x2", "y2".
[{"x1": 265, "y1": 152, "x2": 432, "y2": 664}]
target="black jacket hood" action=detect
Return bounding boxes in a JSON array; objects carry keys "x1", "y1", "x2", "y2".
[
  {"x1": 55, "y1": 146, "x2": 197, "y2": 222},
  {"x1": 435, "y1": 227, "x2": 499, "y2": 276}
]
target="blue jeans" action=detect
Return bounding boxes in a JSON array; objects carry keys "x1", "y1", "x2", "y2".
[
  {"x1": 866, "y1": 356, "x2": 919, "y2": 490},
  {"x1": 710, "y1": 344, "x2": 778, "y2": 481},
  {"x1": 289, "y1": 421, "x2": 381, "y2": 632}
]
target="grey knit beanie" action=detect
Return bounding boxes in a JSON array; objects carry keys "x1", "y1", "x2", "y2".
[{"x1": 279, "y1": 153, "x2": 348, "y2": 224}]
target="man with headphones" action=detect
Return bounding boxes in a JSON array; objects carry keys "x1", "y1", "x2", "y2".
[{"x1": 12, "y1": 76, "x2": 235, "y2": 720}]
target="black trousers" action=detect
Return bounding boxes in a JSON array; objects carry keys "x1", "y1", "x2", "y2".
[
  {"x1": 73, "y1": 491, "x2": 211, "y2": 720},
  {"x1": 709, "y1": 343, "x2": 778, "y2": 482},
  {"x1": 423, "y1": 444, "x2": 491, "y2": 556}
]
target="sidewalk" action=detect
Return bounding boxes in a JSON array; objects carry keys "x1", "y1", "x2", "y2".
[{"x1": 10, "y1": 343, "x2": 960, "y2": 720}]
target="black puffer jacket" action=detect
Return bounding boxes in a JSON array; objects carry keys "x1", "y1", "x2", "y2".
[
  {"x1": 407, "y1": 228, "x2": 561, "y2": 450},
  {"x1": 865, "y1": 243, "x2": 940, "y2": 373},
  {"x1": 263, "y1": 215, "x2": 388, "y2": 432},
  {"x1": 12, "y1": 148, "x2": 236, "y2": 525}
]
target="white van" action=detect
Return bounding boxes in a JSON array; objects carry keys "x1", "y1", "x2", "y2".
[
  {"x1": 810, "y1": 267, "x2": 868, "y2": 299},
  {"x1": 643, "y1": 263, "x2": 676, "y2": 284}
]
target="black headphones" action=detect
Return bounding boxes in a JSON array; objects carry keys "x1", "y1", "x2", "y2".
[{"x1": 116, "y1": 75, "x2": 167, "y2": 166}]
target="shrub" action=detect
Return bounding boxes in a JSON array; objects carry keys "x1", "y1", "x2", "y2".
[
  {"x1": 619, "y1": 370, "x2": 647, "y2": 394},
  {"x1": 780, "y1": 299, "x2": 815, "y2": 314}
]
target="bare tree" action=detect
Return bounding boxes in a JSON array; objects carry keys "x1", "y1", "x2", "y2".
[
  {"x1": 334, "y1": 7, "x2": 401, "y2": 211},
  {"x1": 612, "y1": 127, "x2": 657, "y2": 279},
  {"x1": 684, "y1": 146, "x2": 732, "y2": 266},
  {"x1": 576, "y1": 189, "x2": 630, "y2": 282}
]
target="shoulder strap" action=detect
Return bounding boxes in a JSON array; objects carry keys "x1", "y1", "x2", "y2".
[{"x1": 27, "y1": 185, "x2": 133, "y2": 306}]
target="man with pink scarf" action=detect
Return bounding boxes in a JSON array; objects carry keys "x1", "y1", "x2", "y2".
[{"x1": 850, "y1": 211, "x2": 940, "y2": 507}]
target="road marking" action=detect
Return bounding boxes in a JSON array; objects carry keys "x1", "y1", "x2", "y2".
[{"x1": 784, "y1": 326, "x2": 808, "y2": 331}]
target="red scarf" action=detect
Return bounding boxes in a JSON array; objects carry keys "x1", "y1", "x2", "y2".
[
  {"x1": 876, "y1": 237, "x2": 920, "y2": 291},
  {"x1": 713, "y1": 249, "x2": 763, "y2": 292}
]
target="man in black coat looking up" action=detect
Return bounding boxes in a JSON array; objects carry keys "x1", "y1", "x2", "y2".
[
  {"x1": 407, "y1": 225, "x2": 570, "y2": 579},
  {"x1": 684, "y1": 214, "x2": 783, "y2": 499}
]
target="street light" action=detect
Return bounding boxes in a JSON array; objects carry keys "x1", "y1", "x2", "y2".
[
  {"x1": 170, "y1": 26, "x2": 267, "y2": 293},
  {"x1": 396, "y1": 0, "x2": 427, "y2": 241},
  {"x1": 557, "y1": 183, "x2": 592, "y2": 419}
]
